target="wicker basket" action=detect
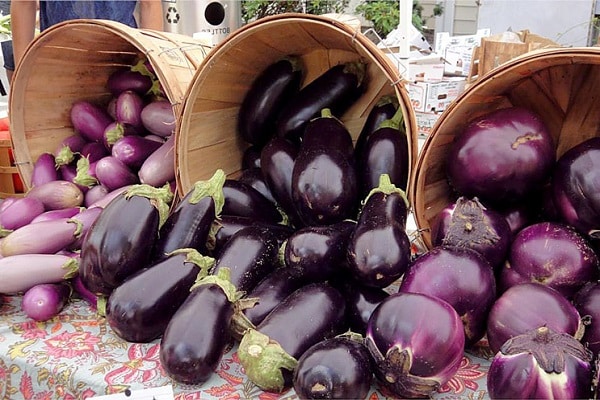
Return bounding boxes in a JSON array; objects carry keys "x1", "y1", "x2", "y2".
[
  {"x1": 175, "y1": 13, "x2": 417, "y2": 197},
  {"x1": 9, "y1": 19, "x2": 213, "y2": 190},
  {"x1": 410, "y1": 46, "x2": 600, "y2": 249}
]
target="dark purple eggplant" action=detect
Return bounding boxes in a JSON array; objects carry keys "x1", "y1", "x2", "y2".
[
  {"x1": 107, "y1": 66, "x2": 153, "y2": 96},
  {"x1": 347, "y1": 174, "x2": 411, "y2": 288},
  {"x1": 242, "y1": 145, "x2": 262, "y2": 170},
  {"x1": 159, "y1": 268, "x2": 239, "y2": 385},
  {"x1": 223, "y1": 179, "x2": 284, "y2": 225},
  {"x1": 238, "y1": 167, "x2": 277, "y2": 205},
  {"x1": 54, "y1": 134, "x2": 87, "y2": 167},
  {"x1": 241, "y1": 267, "x2": 307, "y2": 327},
  {"x1": 356, "y1": 106, "x2": 409, "y2": 197},
  {"x1": 70, "y1": 101, "x2": 113, "y2": 143},
  {"x1": 284, "y1": 220, "x2": 355, "y2": 282},
  {"x1": 292, "y1": 147, "x2": 358, "y2": 226},
  {"x1": 334, "y1": 278, "x2": 390, "y2": 335},
  {"x1": 81, "y1": 141, "x2": 110, "y2": 164},
  {"x1": 260, "y1": 136, "x2": 301, "y2": 226},
  {"x1": 111, "y1": 135, "x2": 163, "y2": 170},
  {"x1": 79, "y1": 184, "x2": 173, "y2": 295},
  {"x1": 212, "y1": 225, "x2": 282, "y2": 293},
  {"x1": 238, "y1": 56, "x2": 303, "y2": 146},
  {"x1": 95, "y1": 156, "x2": 139, "y2": 191},
  {"x1": 152, "y1": 169, "x2": 225, "y2": 260},
  {"x1": 238, "y1": 282, "x2": 347, "y2": 392},
  {"x1": 293, "y1": 334, "x2": 373, "y2": 399},
  {"x1": 21, "y1": 281, "x2": 72, "y2": 321},
  {"x1": 115, "y1": 90, "x2": 145, "y2": 131},
  {"x1": 106, "y1": 248, "x2": 215, "y2": 343},
  {"x1": 31, "y1": 153, "x2": 60, "y2": 187},
  {"x1": 275, "y1": 61, "x2": 366, "y2": 143},
  {"x1": 354, "y1": 94, "x2": 399, "y2": 157},
  {"x1": 140, "y1": 100, "x2": 176, "y2": 137},
  {"x1": 299, "y1": 108, "x2": 354, "y2": 160}
]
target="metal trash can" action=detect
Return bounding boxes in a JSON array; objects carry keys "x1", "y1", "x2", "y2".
[{"x1": 162, "y1": 0, "x2": 242, "y2": 45}]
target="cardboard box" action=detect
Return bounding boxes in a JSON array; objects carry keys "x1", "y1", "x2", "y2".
[
  {"x1": 408, "y1": 77, "x2": 467, "y2": 113},
  {"x1": 435, "y1": 29, "x2": 490, "y2": 76},
  {"x1": 415, "y1": 111, "x2": 441, "y2": 137}
]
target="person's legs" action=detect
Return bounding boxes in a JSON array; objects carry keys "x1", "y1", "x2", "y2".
[{"x1": 1, "y1": 39, "x2": 13, "y2": 83}]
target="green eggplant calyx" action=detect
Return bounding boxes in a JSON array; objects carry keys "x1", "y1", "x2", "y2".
[
  {"x1": 54, "y1": 146, "x2": 76, "y2": 167},
  {"x1": 73, "y1": 157, "x2": 98, "y2": 188},
  {"x1": 167, "y1": 248, "x2": 215, "y2": 279},
  {"x1": 238, "y1": 329, "x2": 298, "y2": 392},
  {"x1": 190, "y1": 169, "x2": 227, "y2": 215},
  {"x1": 125, "y1": 184, "x2": 174, "y2": 228},
  {"x1": 62, "y1": 258, "x2": 80, "y2": 280},
  {"x1": 363, "y1": 174, "x2": 409, "y2": 208},
  {"x1": 190, "y1": 267, "x2": 242, "y2": 303},
  {"x1": 104, "y1": 123, "x2": 125, "y2": 146}
]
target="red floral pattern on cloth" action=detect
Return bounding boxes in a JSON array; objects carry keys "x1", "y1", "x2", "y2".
[{"x1": 0, "y1": 295, "x2": 492, "y2": 399}]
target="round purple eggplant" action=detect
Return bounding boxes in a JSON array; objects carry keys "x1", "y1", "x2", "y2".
[
  {"x1": 22, "y1": 282, "x2": 72, "y2": 321},
  {"x1": 284, "y1": 220, "x2": 355, "y2": 282},
  {"x1": 238, "y1": 282, "x2": 347, "y2": 392},
  {"x1": 292, "y1": 147, "x2": 358, "y2": 226},
  {"x1": 354, "y1": 94, "x2": 399, "y2": 157},
  {"x1": 347, "y1": 174, "x2": 411, "y2": 288},
  {"x1": 222, "y1": 179, "x2": 284, "y2": 225},
  {"x1": 159, "y1": 268, "x2": 238, "y2": 385},
  {"x1": 106, "y1": 248, "x2": 215, "y2": 343},
  {"x1": 293, "y1": 335, "x2": 373, "y2": 400}
]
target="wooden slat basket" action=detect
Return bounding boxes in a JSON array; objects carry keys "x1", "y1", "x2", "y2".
[
  {"x1": 175, "y1": 13, "x2": 418, "y2": 197},
  {"x1": 410, "y1": 46, "x2": 600, "y2": 249},
  {"x1": 9, "y1": 19, "x2": 213, "y2": 190}
]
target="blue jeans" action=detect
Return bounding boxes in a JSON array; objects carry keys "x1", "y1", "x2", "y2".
[{"x1": 2, "y1": 39, "x2": 13, "y2": 72}]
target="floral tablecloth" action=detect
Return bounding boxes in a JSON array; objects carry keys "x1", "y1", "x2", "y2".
[{"x1": 0, "y1": 293, "x2": 492, "y2": 399}]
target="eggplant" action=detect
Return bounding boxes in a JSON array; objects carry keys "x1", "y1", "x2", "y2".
[
  {"x1": 0, "y1": 197, "x2": 45, "y2": 236},
  {"x1": 79, "y1": 184, "x2": 173, "y2": 295},
  {"x1": 140, "y1": 100, "x2": 176, "y2": 137},
  {"x1": 103, "y1": 121, "x2": 138, "y2": 149},
  {"x1": 106, "y1": 248, "x2": 215, "y2": 343},
  {"x1": 237, "y1": 167, "x2": 277, "y2": 205},
  {"x1": 95, "y1": 156, "x2": 139, "y2": 191},
  {"x1": 153, "y1": 169, "x2": 225, "y2": 260},
  {"x1": 241, "y1": 267, "x2": 307, "y2": 327},
  {"x1": 72, "y1": 275, "x2": 98, "y2": 309},
  {"x1": 238, "y1": 282, "x2": 347, "y2": 392},
  {"x1": 54, "y1": 134, "x2": 87, "y2": 167},
  {"x1": 260, "y1": 136, "x2": 301, "y2": 226},
  {"x1": 81, "y1": 141, "x2": 110, "y2": 163},
  {"x1": 356, "y1": 106, "x2": 409, "y2": 197},
  {"x1": 354, "y1": 94, "x2": 399, "y2": 157},
  {"x1": 159, "y1": 268, "x2": 239, "y2": 385},
  {"x1": 25, "y1": 180, "x2": 84, "y2": 210},
  {"x1": 347, "y1": 174, "x2": 411, "y2": 288},
  {"x1": 212, "y1": 225, "x2": 282, "y2": 293},
  {"x1": 238, "y1": 56, "x2": 303, "y2": 146},
  {"x1": 0, "y1": 253, "x2": 79, "y2": 294},
  {"x1": 72, "y1": 156, "x2": 99, "y2": 191},
  {"x1": 111, "y1": 135, "x2": 163, "y2": 170},
  {"x1": 293, "y1": 335, "x2": 373, "y2": 400},
  {"x1": 31, "y1": 153, "x2": 60, "y2": 187},
  {"x1": 115, "y1": 90, "x2": 145, "y2": 131},
  {"x1": 70, "y1": 101, "x2": 113, "y2": 143},
  {"x1": 292, "y1": 146, "x2": 358, "y2": 226},
  {"x1": 138, "y1": 134, "x2": 175, "y2": 187},
  {"x1": 107, "y1": 67, "x2": 153, "y2": 96},
  {"x1": 31, "y1": 207, "x2": 82, "y2": 223},
  {"x1": 284, "y1": 220, "x2": 355, "y2": 282},
  {"x1": 334, "y1": 278, "x2": 390, "y2": 335},
  {"x1": 275, "y1": 61, "x2": 366, "y2": 143},
  {"x1": 223, "y1": 179, "x2": 284, "y2": 224},
  {"x1": 242, "y1": 145, "x2": 262, "y2": 170},
  {"x1": 84, "y1": 184, "x2": 110, "y2": 207},
  {"x1": 22, "y1": 282, "x2": 72, "y2": 321},
  {"x1": 301, "y1": 108, "x2": 354, "y2": 160}
]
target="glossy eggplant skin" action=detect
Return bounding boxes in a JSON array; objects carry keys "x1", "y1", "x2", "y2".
[
  {"x1": 347, "y1": 190, "x2": 411, "y2": 288},
  {"x1": 357, "y1": 126, "x2": 409, "y2": 197},
  {"x1": 223, "y1": 179, "x2": 283, "y2": 225},
  {"x1": 238, "y1": 57, "x2": 303, "y2": 146},
  {"x1": 354, "y1": 95, "x2": 399, "y2": 157},
  {"x1": 335, "y1": 278, "x2": 390, "y2": 335},
  {"x1": 293, "y1": 336, "x2": 373, "y2": 400},
  {"x1": 105, "y1": 250, "x2": 212, "y2": 343},
  {"x1": 80, "y1": 192, "x2": 163, "y2": 295},
  {"x1": 301, "y1": 109, "x2": 354, "y2": 160},
  {"x1": 284, "y1": 220, "x2": 356, "y2": 282},
  {"x1": 292, "y1": 147, "x2": 358, "y2": 226},
  {"x1": 159, "y1": 282, "x2": 233, "y2": 385},
  {"x1": 276, "y1": 61, "x2": 366, "y2": 143},
  {"x1": 212, "y1": 225, "x2": 282, "y2": 293},
  {"x1": 238, "y1": 167, "x2": 277, "y2": 205},
  {"x1": 242, "y1": 267, "x2": 307, "y2": 326}
]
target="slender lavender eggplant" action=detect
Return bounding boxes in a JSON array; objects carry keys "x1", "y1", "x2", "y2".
[
  {"x1": 284, "y1": 220, "x2": 355, "y2": 282},
  {"x1": 354, "y1": 94, "x2": 399, "y2": 157},
  {"x1": 238, "y1": 167, "x2": 277, "y2": 205},
  {"x1": 111, "y1": 135, "x2": 163, "y2": 170},
  {"x1": 138, "y1": 134, "x2": 175, "y2": 187},
  {"x1": 301, "y1": 108, "x2": 354, "y2": 160},
  {"x1": 31, "y1": 207, "x2": 82, "y2": 223},
  {"x1": 95, "y1": 156, "x2": 140, "y2": 191},
  {"x1": 293, "y1": 335, "x2": 373, "y2": 400},
  {"x1": 275, "y1": 61, "x2": 366, "y2": 143},
  {"x1": 87, "y1": 185, "x2": 132, "y2": 209},
  {"x1": 212, "y1": 225, "x2": 283, "y2": 293},
  {"x1": 292, "y1": 146, "x2": 358, "y2": 226},
  {"x1": 238, "y1": 56, "x2": 303, "y2": 146},
  {"x1": 238, "y1": 282, "x2": 347, "y2": 392},
  {"x1": 25, "y1": 180, "x2": 84, "y2": 210},
  {"x1": 347, "y1": 174, "x2": 411, "y2": 288},
  {"x1": 0, "y1": 197, "x2": 45, "y2": 235},
  {"x1": 22, "y1": 282, "x2": 72, "y2": 321},
  {"x1": 106, "y1": 248, "x2": 215, "y2": 343},
  {"x1": 79, "y1": 184, "x2": 173, "y2": 295},
  {"x1": 0, "y1": 253, "x2": 79, "y2": 294},
  {"x1": 31, "y1": 153, "x2": 60, "y2": 187},
  {"x1": 84, "y1": 184, "x2": 110, "y2": 207},
  {"x1": 152, "y1": 169, "x2": 225, "y2": 260},
  {"x1": 141, "y1": 100, "x2": 176, "y2": 137},
  {"x1": 1, "y1": 217, "x2": 84, "y2": 256},
  {"x1": 223, "y1": 179, "x2": 284, "y2": 224},
  {"x1": 159, "y1": 268, "x2": 240, "y2": 385},
  {"x1": 70, "y1": 101, "x2": 113, "y2": 143}
]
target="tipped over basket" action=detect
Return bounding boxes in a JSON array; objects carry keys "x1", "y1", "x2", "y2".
[
  {"x1": 175, "y1": 13, "x2": 417, "y2": 197},
  {"x1": 410, "y1": 46, "x2": 600, "y2": 249},
  {"x1": 9, "y1": 19, "x2": 213, "y2": 190}
]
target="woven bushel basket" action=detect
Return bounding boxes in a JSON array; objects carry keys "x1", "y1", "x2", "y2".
[
  {"x1": 9, "y1": 19, "x2": 212, "y2": 190},
  {"x1": 175, "y1": 13, "x2": 418, "y2": 196},
  {"x1": 410, "y1": 46, "x2": 600, "y2": 249}
]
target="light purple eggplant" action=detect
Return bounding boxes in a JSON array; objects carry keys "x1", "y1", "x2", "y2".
[
  {"x1": 1, "y1": 217, "x2": 85, "y2": 256},
  {"x1": 95, "y1": 156, "x2": 140, "y2": 191},
  {"x1": 31, "y1": 153, "x2": 60, "y2": 187},
  {"x1": 70, "y1": 101, "x2": 114, "y2": 143},
  {"x1": 87, "y1": 185, "x2": 133, "y2": 209},
  {"x1": 141, "y1": 100, "x2": 176, "y2": 137},
  {"x1": 138, "y1": 134, "x2": 175, "y2": 187},
  {"x1": 30, "y1": 207, "x2": 83, "y2": 223},
  {"x1": 84, "y1": 184, "x2": 110, "y2": 207},
  {"x1": 0, "y1": 197, "x2": 45, "y2": 235},
  {"x1": 0, "y1": 253, "x2": 79, "y2": 294},
  {"x1": 0, "y1": 196, "x2": 17, "y2": 212},
  {"x1": 72, "y1": 275, "x2": 98, "y2": 309},
  {"x1": 111, "y1": 135, "x2": 163, "y2": 170},
  {"x1": 69, "y1": 206, "x2": 104, "y2": 250},
  {"x1": 115, "y1": 90, "x2": 145, "y2": 131},
  {"x1": 21, "y1": 282, "x2": 72, "y2": 321},
  {"x1": 25, "y1": 180, "x2": 84, "y2": 210},
  {"x1": 103, "y1": 121, "x2": 139, "y2": 149},
  {"x1": 54, "y1": 134, "x2": 87, "y2": 167}
]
